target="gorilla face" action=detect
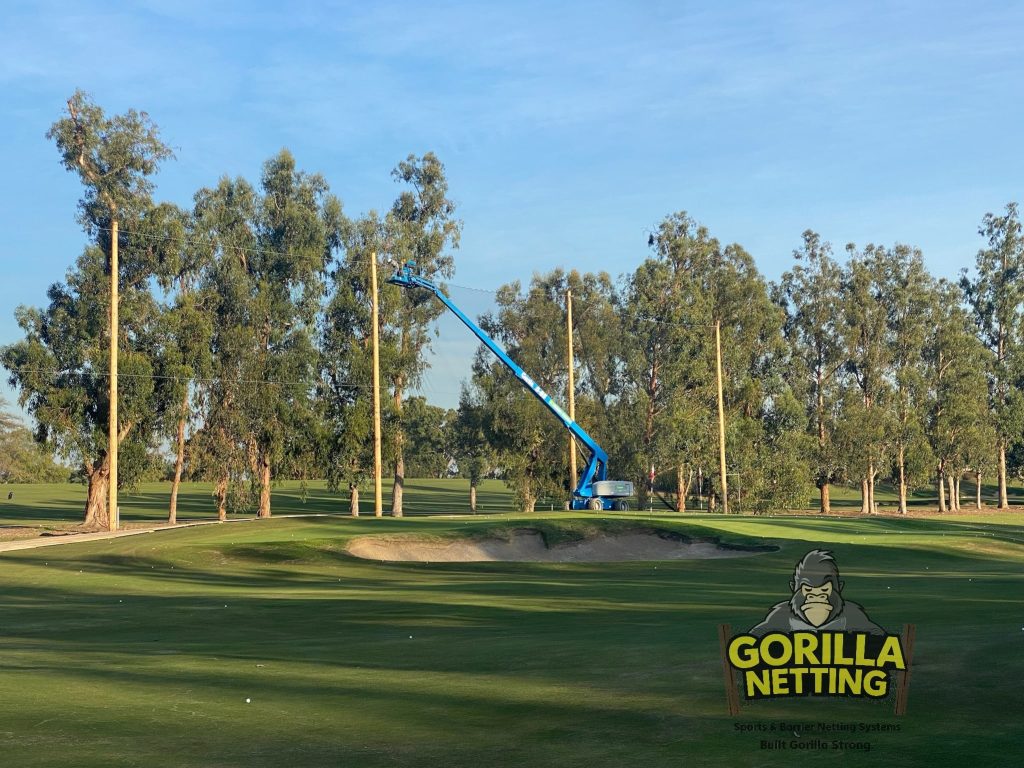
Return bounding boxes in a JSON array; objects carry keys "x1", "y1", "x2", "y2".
[
  {"x1": 788, "y1": 576, "x2": 843, "y2": 627},
  {"x1": 798, "y1": 580, "x2": 836, "y2": 627},
  {"x1": 783, "y1": 549, "x2": 848, "y2": 629}
]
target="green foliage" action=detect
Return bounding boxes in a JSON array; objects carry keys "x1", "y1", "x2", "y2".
[
  {"x1": 0, "y1": 398, "x2": 69, "y2": 483},
  {"x1": 401, "y1": 396, "x2": 455, "y2": 477},
  {"x1": 11, "y1": 94, "x2": 1024, "y2": 521},
  {"x1": 617, "y1": 212, "x2": 806, "y2": 512},
  {"x1": 927, "y1": 280, "x2": 996, "y2": 480},
  {"x1": 775, "y1": 231, "x2": 848, "y2": 497},
  {"x1": 453, "y1": 383, "x2": 495, "y2": 487},
  {"x1": 0, "y1": 93, "x2": 177, "y2": 526},
  {"x1": 960, "y1": 203, "x2": 1024, "y2": 499},
  {"x1": 320, "y1": 154, "x2": 460, "y2": 502},
  {"x1": 471, "y1": 272, "x2": 576, "y2": 511},
  {"x1": 1, "y1": 243, "x2": 171, "y2": 491},
  {"x1": 189, "y1": 152, "x2": 341, "y2": 514},
  {"x1": 46, "y1": 89, "x2": 174, "y2": 225}
]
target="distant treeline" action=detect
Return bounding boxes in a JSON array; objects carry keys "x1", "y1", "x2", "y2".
[
  {"x1": 2, "y1": 93, "x2": 1021, "y2": 522},
  {"x1": 465, "y1": 215, "x2": 1017, "y2": 515}
]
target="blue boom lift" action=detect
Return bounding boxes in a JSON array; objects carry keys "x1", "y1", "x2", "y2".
[{"x1": 388, "y1": 261, "x2": 634, "y2": 511}]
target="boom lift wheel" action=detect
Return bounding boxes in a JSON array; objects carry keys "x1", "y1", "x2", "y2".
[
  {"x1": 587, "y1": 498, "x2": 603, "y2": 511},
  {"x1": 614, "y1": 500, "x2": 629, "y2": 512}
]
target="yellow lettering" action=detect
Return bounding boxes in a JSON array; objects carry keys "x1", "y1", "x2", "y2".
[
  {"x1": 863, "y1": 669, "x2": 888, "y2": 697},
  {"x1": 876, "y1": 636, "x2": 906, "y2": 670},
  {"x1": 854, "y1": 634, "x2": 874, "y2": 666},
  {"x1": 761, "y1": 633, "x2": 792, "y2": 666},
  {"x1": 833, "y1": 634, "x2": 853, "y2": 665},
  {"x1": 793, "y1": 633, "x2": 819, "y2": 665},
  {"x1": 790, "y1": 667, "x2": 807, "y2": 694},
  {"x1": 728, "y1": 635, "x2": 759, "y2": 669},
  {"x1": 771, "y1": 667, "x2": 790, "y2": 695},
  {"x1": 745, "y1": 669, "x2": 771, "y2": 697},
  {"x1": 810, "y1": 667, "x2": 829, "y2": 691},
  {"x1": 838, "y1": 667, "x2": 862, "y2": 695}
]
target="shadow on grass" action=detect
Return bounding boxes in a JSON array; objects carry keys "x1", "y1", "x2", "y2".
[{"x1": 2, "y1": 526, "x2": 1023, "y2": 767}]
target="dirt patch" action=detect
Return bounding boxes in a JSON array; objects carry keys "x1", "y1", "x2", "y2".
[
  {"x1": 346, "y1": 529, "x2": 773, "y2": 563},
  {"x1": 0, "y1": 527, "x2": 44, "y2": 543}
]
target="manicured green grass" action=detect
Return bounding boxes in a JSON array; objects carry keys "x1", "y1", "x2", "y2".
[
  {"x1": 0, "y1": 505, "x2": 1022, "y2": 767},
  {"x1": 0, "y1": 478, "x2": 515, "y2": 530},
  {"x1": 3, "y1": 475, "x2": 1023, "y2": 532}
]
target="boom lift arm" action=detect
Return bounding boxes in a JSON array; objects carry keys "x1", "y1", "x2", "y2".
[{"x1": 388, "y1": 261, "x2": 633, "y2": 511}]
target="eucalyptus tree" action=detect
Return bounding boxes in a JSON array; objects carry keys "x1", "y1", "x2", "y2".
[
  {"x1": 319, "y1": 212, "x2": 386, "y2": 515},
  {"x1": 454, "y1": 383, "x2": 494, "y2": 512},
  {"x1": 246, "y1": 151, "x2": 341, "y2": 517},
  {"x1": 2, "y1": 94, "x2": 173, "y2": 528},
  {"x1": 472, "y1": 271, "x2": 575, "y2": 512},
  {"x1": 321, "y1": 154, "x2": 459, "y2": 516},
  {"x1": 840, "y1": 244, "x2": 896, "y2": 514},
  {"x1": 0, "y1": 397, "x2": 69, "y2": 482},
  {"x1": 617, "y1": 223, "x2": 713, "y2": 510},
  {"x1": 150, "y1": 205, "x2": 212, "y2": 523},
  {"x1": 961, "y1": 203, "x2": 1024, "y2": 508},
  {"x1": 563, "y1": 269, "x2": 622, "y2": 438},
  {"x1": 927, "y1": 279, "x2": 995, "y2": 511},
  {"x1": 883, "y1": 245, "x2": 935, "y2": 514},
  {"x1": 188, "y1": 176, "x2": 259, "y2": 519},
  {"x1": 379, "y1": 153, "x2": 460, "y2": 516},
  {"x1": 191, "y1": 152, "x2": 341, "y2": 518},
  {"x1": 775, "y1": 231, "x2": 847, "y2": 513},
  {"x1": 2, "y1": 215, "x2": 177, "y2": 526},
  {"x1": 620, "y1": 213, "x2": 805, "y2": 513},
  {"x1": 401, "y1": 396, "x2": 454, "y2": 478}
]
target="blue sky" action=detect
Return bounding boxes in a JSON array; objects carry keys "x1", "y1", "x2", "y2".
[{"x1": 2, "y1": 1, "x2": 1023, "y2": 412}]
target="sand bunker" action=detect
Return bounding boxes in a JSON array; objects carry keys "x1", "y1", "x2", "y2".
[{"x1": 346, "y1": 529, "x2": 771, "y2": 563}]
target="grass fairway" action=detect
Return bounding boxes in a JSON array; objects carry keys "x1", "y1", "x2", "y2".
[
  {"x1": 0, "y1": 479, "x2": 515, "y2": 532},
  {"x1": 0, "y1": 499, "x2": 1022, "y2": 766}
]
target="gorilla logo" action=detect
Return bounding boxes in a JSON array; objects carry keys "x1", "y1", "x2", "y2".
[{"x1": 750, "y1": 549, "x2": 884, "y2": 636}]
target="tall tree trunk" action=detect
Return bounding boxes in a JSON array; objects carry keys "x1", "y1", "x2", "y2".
[
  {"x1": 897, "y1": 446, "x2": 908, "y2": 515},
  {"x1": 258, "y1": 455, "x2": 271, "y2": 518},
  {"x1": 349, "y1": 483, "x2": 359, "y2": 517},
  {"x1": 392, "y1": 377, "x2": 404, "y2": 518},
  {"x1": 470, "y1": 482, "x2": 477, "y2": 514},
  {"x1": 215, "y1": 473, "x2": 228, "y2": 522},
  {"x1": 83, "y1": 457, "x2": 111, "y2": 530},
  {"x1": 998, "y1": 441, "x2": 1009, "y2": 508},
  {"x1": 868, "y1": 465, "x2": 877, "y2": 514},
  {"x1": 168, "y1": 404, "x2": 187, "y2": 524},
  {"x1": 954, "y1": 475, "x2": 962, "y2": 511},
  {"x1": 860, "y1": 478, "x2": 870, "y2": 514},
  {"x1": 816, "y1": 376, "x2": 831, "y2": 515},
  {"x1": 169, "y1": 273, "x2": 190, "y2": 525},
  {"x1": 976, "y1": 472, "x2": 983, "y2": 509},
  {"x1": 521, "y1": 489, "x2": 536, "y2": 513},
  {"x1": 937, "y1": 463, "x2": 947, "y2": 512},
  {"x1": 947, "y1": 474, "x2": 958, "y2": 512},
  {"x1": 675, "y1": 464, "x2": 689, "y2": 513}
]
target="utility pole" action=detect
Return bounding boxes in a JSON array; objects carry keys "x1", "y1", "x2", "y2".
[
  {"x1": 371, "y1": 252, "x2": 383, "y2": 517},
  {"x1": 108, "y1": 218, "x2": 119, "y2": 531},
  {"x1": 715, "y1": 319, "x2": 729, "y2": 515},
  {"x1": 566, "y1": 288, "x2": 577, "y2": 497}
]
